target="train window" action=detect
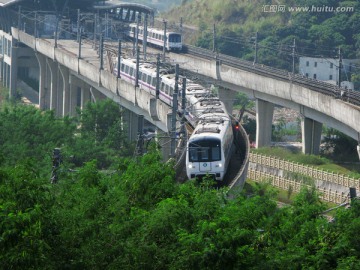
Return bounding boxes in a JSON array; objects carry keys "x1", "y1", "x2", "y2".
[
  {"x1": 211, "y1": 147, "x2": 220, "y2": 160},
  {"x1": 161, "y1": 82, "x2": 165, "y2": 91},
  {"x1": 155, "y1": 34, "x2": 159, "y2": 39},
  {"x1": 129, "y1": 67, "x2": 134, "y2": 76},
  {"x1": 169, "y1": 34, "x2": 181, "y2": 43},
  {"x1": 188, "y1": 139, "x2": 221, "y2": 162},
  {"x1": 189, "y1": 147, "x2": 199, "y2": 161},
  {"x1": 142, "y1": 73, "x2": 147, "y2": 81},
  {"x1": 121, "y1": 63, "x2": 125, "y2": 71},
  {"x1": 169, "y1": 87, "x2": 174, "y2": 96},
  {"x1": 165, "y1": 85, "x2": 170, "y2": 94},
  {"x1": 138, "y1": 72, "x2": 142, "y2": 80},
  {"x1": 125, "y1": 65, "x2": 129, "y2": 74},
  {"x1": 147, "y1": 75, "x2": 151, "y2": 84}
]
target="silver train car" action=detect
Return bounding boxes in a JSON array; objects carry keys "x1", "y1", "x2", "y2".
[{"x1": 128, "y1": 23, "x2": 182, "y2": 51}]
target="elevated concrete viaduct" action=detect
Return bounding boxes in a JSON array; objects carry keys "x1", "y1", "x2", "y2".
[
  {"x1": 5, "y1": 28, "x2": 173, "y2": 148},
  {"x1": 168, "y1": 51, "x2": 360, "y2": 156}
]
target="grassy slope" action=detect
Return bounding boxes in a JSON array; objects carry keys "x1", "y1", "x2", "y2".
[{"x1": 165, "y1": 0, "x2": 288, "y2": 37}]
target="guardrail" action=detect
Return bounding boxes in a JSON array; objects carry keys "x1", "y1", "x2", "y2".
[
  {"x1": 248, "y1": 169, "x2": 349, "y2": 204},
  {"x1": 249, "y1": 152, "x2": 360, "y2": 190}
]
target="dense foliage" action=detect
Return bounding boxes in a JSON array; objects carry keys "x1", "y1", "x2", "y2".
[
  {"x1": 1, "y1": 96, "x2": 360, "y2": 268},
  {"x1": 0, "y1": 99, "x2": 132, "y2": 175},
  {"x1": 2, "y1": 150, "x2": 360, "y2": 269}
]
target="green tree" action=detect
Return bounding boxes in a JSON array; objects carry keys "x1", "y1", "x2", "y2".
[
  {"x1": 0, "y1": 105, "x2": 75, "y2": 173},
  {"x1": 0, "y1": 162, "x2": 55, "y2": 269}
]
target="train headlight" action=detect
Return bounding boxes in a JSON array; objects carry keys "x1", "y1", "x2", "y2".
[
  {"x1": 188, "y1": 164, "x2": 195, "y2": 169},
  {"x1": 215, "y1": 163, "x2": 222, "y2": 168}
]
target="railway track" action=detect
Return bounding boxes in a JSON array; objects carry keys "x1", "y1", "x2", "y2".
[{"x1": 185, "y1": 45, "x2": 360, "y2": 107}]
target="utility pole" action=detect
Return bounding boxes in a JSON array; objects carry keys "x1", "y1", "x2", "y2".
[
  {"x1": 54, "y1": 15, "x2": 59, "y2": 48},
  {"x1": 78, "y1": 27, "x2": 82, "y2": 59},
  {"x1": 117, "y1": 39, "x2": 121, "y2": 78},
  {"x1": 135, "y1": 46, "x2": 140, "y2": 87},
  {"x1": 170, "y1": 65, "x2": 180, "y2": 157},
  {"x1": 156, "y1": 53, "x2": 160, "y2": 99},
  {"x1": 253, "y1": 31, "x2": 258, "y2": 65},
  {"x1": 77, "y1": 9, "x2": 81, "y2": 42},
  {"x1": 162, "y1": 19, "x2": 167, "y2": 62},
  {"x1": 99, "y1": 34, "x2": 104, "y2": 70},
  {"x1": 291, "y1": 38, "x2": 296, "y2": 74},
  {"x1": 180, "y1": 17, "x2": 183, "y2": 35},
  {"x1": 136, "y1": 115, "x2": 144, "y2": 156},
  {"x1": 18, "y1": 6, "x2": 21, "y2": 30},
  {"x1": 93, "y1": 13, "x2": 97, "y2": 50},
  {"x1": 338, "y1": 47, "x2": 342, "y2": 88},
  {"x1": 213, "y1": 24, "x2": 216, "y2": 52},
  {"x1": 175, "y1": 64, "x2": 179, "y2": 95},
  {"x1": 34, "y1": 11, "x2": 37, "y2": 37},
  {"x1": 143, "y1": 14, "x2": 148, "y2": 61},
  {"x1": 134, "y1": 15, "x2": 140, "y2": 57},
  {"x1": 181, "y1": 77, "x2": 187, "y2": 136},
  {"x1": 51, "y1": 148, "x2": 61, "y2": 184}
]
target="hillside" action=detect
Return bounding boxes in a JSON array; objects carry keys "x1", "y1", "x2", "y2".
[{"x1": 164, "y1": 0, "x2": 360, "y2": 76}]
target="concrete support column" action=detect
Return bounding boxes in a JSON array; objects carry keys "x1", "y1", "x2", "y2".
[
  {"x1": 80, "y1": 83, "x2": 91, "y2": 110},
  {"x1": 218, "y1": 87, "x2": 235, "y2": 114},
  {"x1": 123, "y1": 109, "x2": 139, "y2": 142},
  {"x1": 6, "y1": 64, "x2": 10, "y2": 89},
  {"x1": 69, "y1": 75, "x2": 80, "y2": 117},
  {"x1": 2, "y1": 62, "x2": 8, "y2": 87},
  {"x1": 256, "y1": 99, "x2": 274, "y2": 148},
  {"x1": 59, "y1": 64, "x2": 70, "y2": 116},
  {"x1": 9, "y1": 46, "x2": 18, "y2": 98},
  {"x1": 0, "y1": 58, "x2": 3, "y2": 81},
  {"x1": 301, "y1": 117, "x2": 322, "y2": 155},
  {"x1": 89, "y1": 86, "x2": 105, "y2": 103},
  {"x1": 35, "y1": 53, "x2": 47, "y2": 109},
  {"x1": 46, "y1": 58, "x2": 59, "y2": 113}
]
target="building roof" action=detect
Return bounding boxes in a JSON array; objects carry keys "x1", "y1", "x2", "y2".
[{"x1": 0, "y1": 0, "x2": 24, "y2": 7}]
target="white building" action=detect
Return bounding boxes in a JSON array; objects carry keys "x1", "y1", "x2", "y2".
[{"x1": 299, "y1": 57, "x2": 360, "y2": 90}]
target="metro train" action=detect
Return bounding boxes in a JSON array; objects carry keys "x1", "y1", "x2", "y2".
[
  {"x1": 113, "y1": 57, "x2": 234, "y2": 181},
  {"x1": 127, "y1": 23, "x2": 183, "y2": 51}
]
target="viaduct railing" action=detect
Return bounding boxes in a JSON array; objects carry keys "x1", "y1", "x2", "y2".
[
  {"x1": 248, "y1": 169, "x2": 350, "y2": 204},
  {"x1": 248, "y1": 152, "x2": 360, "y2": 204}
]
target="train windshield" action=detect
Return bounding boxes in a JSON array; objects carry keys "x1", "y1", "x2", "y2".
[
  {"x1": 189, "y1": 139, "x2": 221, "y2": 162},
  {"x1": 168, "y1": 33, "x2": 181, "y2": 43}
]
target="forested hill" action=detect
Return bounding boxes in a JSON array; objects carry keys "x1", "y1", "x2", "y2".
[{"x1": 165, "y1": 0, "x2": 360, "y2": 74}]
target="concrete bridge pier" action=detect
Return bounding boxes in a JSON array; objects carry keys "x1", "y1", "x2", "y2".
[
  {"x1": 69, "y1": 75, "x2": 81, "y2": 116},
  {"x1": 256, "y1": 99, "x2": 274, "y2": 148},
  {"x1": 9, "y1": 44, "x2": 18, "y2": 98},
  {"x1": 301, "y1": 117, "x2": 322, "y2": 155},
  {"x1": 59, "y1": 64, "x2": 70, "y2": 116},
  {"x1": 89, "y1": 86, "x2": 106, "y2": 102},
  {"x1": 35, "y1": 53, "x2": 48, "y2": 109},
  {"x1": 122, "y1": 109, "x2": 140, "y2": 142},
  {"x1": 0, "y1": 57, "x2": 3, "y2": 82},
  {"x1": 80, "y1": 82, "x2": 91, "y2": 110},
  {"x1": 2, "y1": 61, "x2": 9, "y2": 88},
  {"x1": 46, "y1": 58, "x2": 61, "y2": 114},
  {"x1": 218, "y1": 87, "x2": 235, "y2": 114}
]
